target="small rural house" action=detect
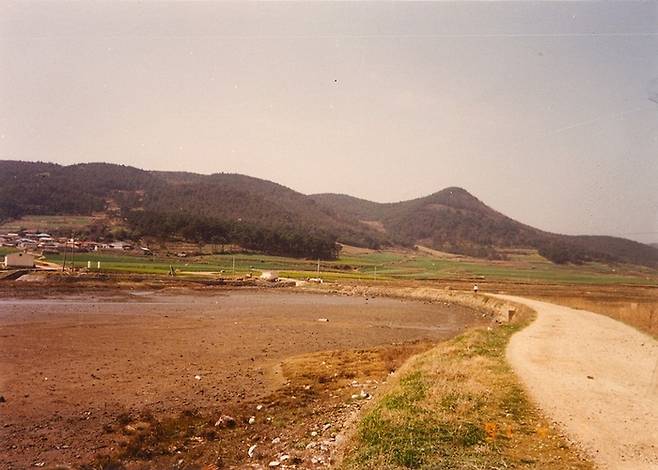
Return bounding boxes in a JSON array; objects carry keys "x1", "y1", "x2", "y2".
[
  {"x1": 108, "y1": 241, "x2": 133, "y2": 250},
  {"x1": 4, "y1": 252, "x2": 35, "y2": 268}
]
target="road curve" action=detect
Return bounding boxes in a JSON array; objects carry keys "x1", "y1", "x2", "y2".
[{"x1": 493, "y1": 294, "x2": 658, "y2": 469}]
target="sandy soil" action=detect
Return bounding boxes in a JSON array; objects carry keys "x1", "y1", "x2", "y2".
[
  {"x1": 501, "y1": 295, "x2": 658, "y2": 470},
  {"x1": 0, "y1": 289, "x2": 483, "y2": 469}
]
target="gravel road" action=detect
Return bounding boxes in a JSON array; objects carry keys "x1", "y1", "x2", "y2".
[{"x1": 499, "y1": 295, "x2": 658, "y2": 469}]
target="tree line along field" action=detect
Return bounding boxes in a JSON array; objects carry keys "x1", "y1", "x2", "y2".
[{"x1": 35, "y1": 248, "x2": 658, "y2": 285}]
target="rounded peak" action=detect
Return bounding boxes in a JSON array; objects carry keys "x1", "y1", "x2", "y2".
[
  {"x1": 438, "y1": 186, "x2": 475, "y2": 197},
  {"x1": 421, "y1": 187, "x2": 489, "y2": 211}
]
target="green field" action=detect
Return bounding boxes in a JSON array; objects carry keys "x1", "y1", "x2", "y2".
[
  {"x1": 0, "y1": 247, "x2": 15, "y2": 256},
  {"x1": 37, "y1": 248, "x2": 658, "y2": 285},
  {"x1": 41, "y1": 252, "x2": 324, "y2": 276},
  {"x1": 3, "y1": 214, "x2": 655, "y2": 284}
]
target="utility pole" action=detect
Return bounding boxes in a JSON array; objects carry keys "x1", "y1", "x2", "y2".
[
  {"x1": 317, "y1": 258, "x2": 320, "y2": 276},
  {"x1": 62, "y1": 240, "x2": 67, "y2": 272},
  {"x1": 232, "y1": 255, "x2": 236, "y2": 275}
]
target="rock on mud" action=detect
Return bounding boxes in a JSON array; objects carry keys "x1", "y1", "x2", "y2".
[{"x1": 214, "y1": 415, "x2": 236, "y2": 428}]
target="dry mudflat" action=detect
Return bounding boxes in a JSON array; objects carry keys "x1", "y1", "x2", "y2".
[
  {"x1": 0, "y1": 289, "x2": 484, "y2": 469},
  {"x1": 502, "y1": 295, "x2": 658, "y2": 470}
]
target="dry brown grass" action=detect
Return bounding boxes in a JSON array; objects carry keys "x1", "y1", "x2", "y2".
[
  {"x1": 283, "y1": 342, "x2": 434, "y2": 381},
  {"x1": 341, "y1": 308, "x2": 593, "y2": 469},
  {"x1": 531, "y1": 291, "x2": 658, "y2": 338}
]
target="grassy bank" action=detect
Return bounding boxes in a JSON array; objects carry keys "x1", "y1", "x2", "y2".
[{"x1": 341, "y1": 314, "x2": 592, "y2": 469}]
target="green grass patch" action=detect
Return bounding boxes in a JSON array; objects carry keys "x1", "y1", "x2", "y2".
[
  {"x1": 342, "y1": 315, "x2": 592, "y2": 469},
  {"x1": 0, "y1": 247, "x2": 15, "y2": 256}
]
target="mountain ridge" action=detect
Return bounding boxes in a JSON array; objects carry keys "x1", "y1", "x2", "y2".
[{"x1": 1, "y1": 160, "x2": 657, "y2": 266}]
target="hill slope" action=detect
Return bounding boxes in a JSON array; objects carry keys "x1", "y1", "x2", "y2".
[
  {"x1": 311, "y1": 190, "x2": 658, "y2": 267},
  {"x1": 0, "y1": 161, "x2": 381, "y2": 258},
  {"x1": 1, "y1": 160, "x2": 657, "y2": 266}
]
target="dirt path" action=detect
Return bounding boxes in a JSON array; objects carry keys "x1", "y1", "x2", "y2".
[{"x1": 498, "y1": 295, "x2": 658, "y2": 469}]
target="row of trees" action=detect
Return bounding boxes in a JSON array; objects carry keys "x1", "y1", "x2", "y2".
[
  {"x1": 537, "y1": 240, "x2": 608, "y2": 265},
  {"x1": 127, "y1": 211, "x2": 340, "y2": 259}
]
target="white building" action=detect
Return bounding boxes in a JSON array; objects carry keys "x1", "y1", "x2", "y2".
[
  {"x1": 108, "y1": 241, "x2": 133, "y2": 250},
  {"x1": 4, "y1": 252, "x2": 35, "y2": 268}
]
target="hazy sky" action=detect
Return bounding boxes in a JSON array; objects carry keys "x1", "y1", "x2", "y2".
[{"x1": 1, "y1": 1, "x2": 657, "y2": 243}]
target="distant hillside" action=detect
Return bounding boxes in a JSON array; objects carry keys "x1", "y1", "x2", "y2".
[
  {"x1": 311, "y1": 189, "x2": 658, "y2": 268},
  {"x1": 0, "y1": 161, "x2": 381, "y2": 259},
  {"x1": 1, "y1": 160, "x2": 657, "y2": 267}
]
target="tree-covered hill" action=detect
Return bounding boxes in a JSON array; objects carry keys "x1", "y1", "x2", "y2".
[
  {"x1": 1, "y1": 160, "x2": 657, "y2": 267},
  {"x1": 311, "y1": 189, "x2": 658, "y2": 268}
]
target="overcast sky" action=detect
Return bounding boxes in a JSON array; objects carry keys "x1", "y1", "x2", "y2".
[{"x1": 1, "y1": 1, "x2": 657, "y2": 243}]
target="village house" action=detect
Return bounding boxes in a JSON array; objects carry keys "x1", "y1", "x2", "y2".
[
  {"x1": 108, "y1": 241, "x2": 134, "y2": 250},
  {"x1": 17, "y1": 239, "x2": 38, "y2": 250},
  {"x1": 4, "y1": 252, "x2": 35, "y2": 268}
]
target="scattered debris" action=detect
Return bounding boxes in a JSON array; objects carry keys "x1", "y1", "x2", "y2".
[
  {"x1": 194, "y1": 374, "x2": 202, "y2": 380},
  {"x1": 248, "y1": 416, "x2": 256, "y2": 425},
  {"x1": 587, "y1": 375, "x2": 594, "y2": 380},
  {"x1": 248, "y1": 444, "x2": 257, "y2": 458},
  {"x1": 271, "y1": 437, "x2": 281, "y2": 444},
  {"x1": 214, "y1": 415, "x2": 236, "y2": 428},
  {"x1": 317, "y1": 318, "x2": 329, "y2": 322},
  {"x1": 268, "y1": 461, "x2": 280, "y2": 467},
  {"x1": 256, "y1": 404, "x2": 263, "y2": 411},
  {"x1": 260, "y1": 271, "x2": 279, "y2": 282}
]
